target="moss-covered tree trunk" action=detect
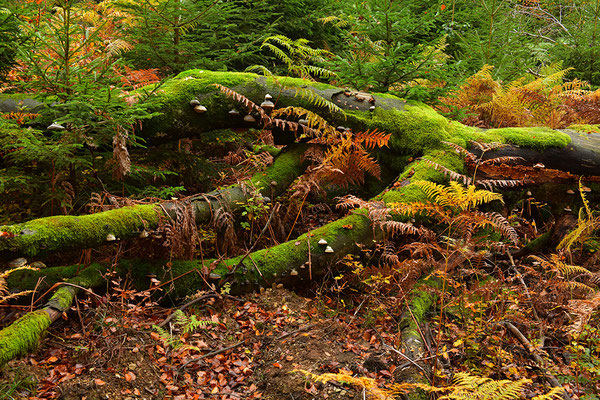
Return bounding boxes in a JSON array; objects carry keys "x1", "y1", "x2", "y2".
[{"x1": 0, "y1": 144, "x2": 308, "y2": 261}]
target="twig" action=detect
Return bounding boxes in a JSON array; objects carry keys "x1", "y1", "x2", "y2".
[
  {"x1": 228, "y1": 203, "x2": 280, "y2": 278},
  {"x1": 372, "y1": 328, "x2": 426, "y2": 374},
  {"x1": 181, "y1": 323, "x2": 317, "y2": 368},
  {"x1": 502, "y1": 321, "x2": 571, "y2": 400}
]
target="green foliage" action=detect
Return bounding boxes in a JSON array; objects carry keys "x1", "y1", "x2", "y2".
[
  {"x1": 0, "y1": 7, "x2": 19, "y2": 78},
  {"x1": 112, "y1": 0, "x2": 280, "y2": 73},
  {"x1": 564, "y1": 324, "x2": 600, "y2": 398},
  {"x1": 323, "y1": 0, "x2": 452, "y2": 99},
  {"x1": 152, "y1": 310, "x2": 216, "y2": 352}
]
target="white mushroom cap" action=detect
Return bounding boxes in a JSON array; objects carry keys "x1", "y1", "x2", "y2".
[
  {"x1": 324, "y1": 246, "x2": 334, "y2": 253},
  {"x1": 106, "y1": 233, "x2": 116, "y2": 241},
  {"x1": 318, "y1": 238, "x2": 328, "y2": 245}
]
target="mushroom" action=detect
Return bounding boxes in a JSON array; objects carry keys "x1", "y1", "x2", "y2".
[
  {"x1": 193, "y1": 105, "x2": 207, "y2": 114},
  {"x1": 244, "y1": 114, "x2": 256, "y2": 123},
  {"x1": 336, "y1": 126, "x2": 346, "y2": 132},
  {"x1": 260, "y1": 94, "x2": 275, "y2": 114},
  {"x1": 208, "y1": 272, "x2": 221, "y2": 280},
  {"x1": 47, "y1": 122, "x2": 65, "y2": 131},
  {"x1": 324, "y1": 246, "x2": 334, "y2": 253},
  {"x1": 139, "y1": 230, "x2": 149, "y2": 238},
  {"x1": 564, "y1": 206, "x2": 572, "y2": 212},
  {"x1": 566, "y1": 189, "x2": 575, "y2": 195},
  {"x1": 189, "y1": 99, "x2": 200, "y2": 107},
  {"x1": 228, "y1": 109, "x2": 240, "y2": 116},
  {"x1": 533, "y1": 163, "x2": 545, "y2": 169},
  {"x1": 8, "y1": 257, "x2": 27, "y2": 268},
  {"x1": 106, "y1": 233, "x2": 116, "y2": 242},
  {"x1": 298, "y1": 119, "x2": 309, "y2": 126},
  {"x1": 581, "y1": 186, "x2": 592, "y2": 192},
  {"x1": 369, "y1": 106, "x2": 376, "y2": 111},
  {"x1": 30, "y1": 261, "x2": 46, "y2": 269},
  {"x1": 318, "y1": 238, "x2": 328, "y2": 245},
  {"x1": 290, "y1": 269, "x2": 298, "y2": 276},
  {"x1": 526, "y1": 191, "x2": 532, "y2": 196}
]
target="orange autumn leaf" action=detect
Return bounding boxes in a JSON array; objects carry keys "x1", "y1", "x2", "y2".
[
  {"x1": 441, "y1": 4, "x2": 446, "y2": 10},
  {"x1": 125, "y1": 371, "x2": 136, "y2": 382},
  {"x1": 94, "y1": 378, "x2": 106, "y2": 386}
]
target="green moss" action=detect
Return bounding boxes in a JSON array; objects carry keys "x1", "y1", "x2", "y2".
[
  {"x1": 485, "y1": 127, "x2": 570, "y2": 150},
  {"x1": 6, "y1": 264, "x2": 81, "y2": 291},
  {"x1": 0, "y1": 310, "x2": 51, "y2": 367},
  {"x1": 0, "y1": 204, "x2": 162, "y2": 258},
  {"x1": 523, "y1": 232, "x2": 552, "y2": 253},
  {"x1": 380, "y1": 150, "x2": 464, "y2": 205},
  {"x1": 48, "y1": 287, "x2": 75, "y2": 311},
  {"x1": 249, "y1": 144, "x2": 307, "y2": 194},
  {"x1": 568, "y1": 124, "x2": 600, "y2": 134}
]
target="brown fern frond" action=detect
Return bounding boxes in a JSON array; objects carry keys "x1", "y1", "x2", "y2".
[
  {"x1": 336, "y1": 195, "x2": 370, "y2": 210},
  {"x1": 421, "y1": 158, "x2": 472, "y2": 185},
  {"x1": 212, "y1": 84, "x2": 269, "y2": 121},
  {"x1": 381, "y1": 241, "x2": 399, "y2": 267},
  {"x1": 353, "y1": 129, "x2": 392, "y2": 149},
  {"x1": 479, "y1": 211, "x2": 519, "y2": 244},
  {"x1": 469, "y1": 140, "x2": 509, "y2": 152},
  {"x1": 442, "y1": 141, "x2": 477, "y2": 162},
  {"x1": 476, "y1": 179, "x2": 526, "y2": 190},
  {"x1": 567, "y1": 291, "x2": 600, "y2": 337},
  {"x1": 481, "y1": 156, "x2": 525, "y2": 165},
  {"x1": 378, "y1": 221, "x2": 423, "y2": 237}
]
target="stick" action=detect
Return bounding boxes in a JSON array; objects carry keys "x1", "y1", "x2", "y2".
[{"x1": 502, "y1": 321, "x2": 571, "y2": 400}]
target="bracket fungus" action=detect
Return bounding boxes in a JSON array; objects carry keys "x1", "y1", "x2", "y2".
[
  {"x1": 47, "y1": 122, "x2": 66, "y2": 131},
  {"x1": 194, "y1": 105, "x2": 207, "y2": 114}
]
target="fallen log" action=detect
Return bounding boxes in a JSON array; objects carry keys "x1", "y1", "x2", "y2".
[
  {"x1": 0, "y1": 263, "x2": 107, "y2": 366},
  {"x1": 0, "y1": 144, "x2": 308, "y2": 262}
]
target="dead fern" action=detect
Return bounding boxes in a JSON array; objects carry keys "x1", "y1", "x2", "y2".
[
  {"x1": 213, "y1": 85, "x2": 390, "y2": 190},
  {"x1": 0, "y1": 265, "x2": 39, "y2": 304},
  {"x1": 296, "y1": 369, "x2": 564, "y2": 400},
  {"x1": 440, "y1": 64, "x2": 600, "y2": 128},
  {"x1": 557, "y1": 179, "x2": 600, "y2": 252}
]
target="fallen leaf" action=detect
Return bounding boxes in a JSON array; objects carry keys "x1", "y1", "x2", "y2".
[
  {"x1": 94, "y1": 379, "x2": 106, "y2": 386},
  {"x1": 125, "y1": 371, "x2": 136, "y2": 382}
]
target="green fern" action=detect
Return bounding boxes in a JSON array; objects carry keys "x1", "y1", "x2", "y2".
[
  {"x1": 245, "y1": 34, "x2": 342, "y2": 115},
  {"x1": 152, "y1": 310, "x2": 215, "y2": 351}
]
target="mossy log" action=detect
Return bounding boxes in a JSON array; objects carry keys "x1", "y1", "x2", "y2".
[
  {"x1": 140, "y1": 70, "x2": 572, "y2": 156},
  {"x1": 0, "y1": 263, "x2": 107, "y2": 366},
  {"x1": 398, "y1": 280, "x2": 439, "y2": 400},
  {"x1": 0, "y1": 144, "x2": 308, "y2": 262}
]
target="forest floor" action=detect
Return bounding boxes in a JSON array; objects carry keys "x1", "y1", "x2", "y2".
[{"x1": 0, "y1": 286, "x2": 405, "y2": 400}]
